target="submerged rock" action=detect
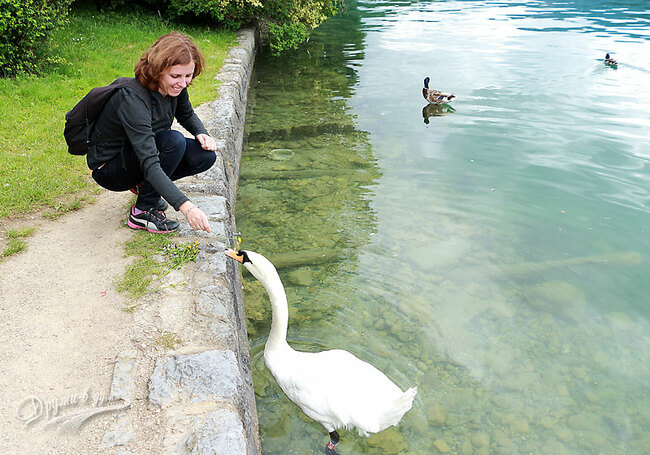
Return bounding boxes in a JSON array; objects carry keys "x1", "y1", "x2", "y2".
[
  {"x1": 540, "y1": 439, "x2": 571, "y2": 455},
  {"x1": 424, "y1": 399, "x2": 447, "y2": 426},
  {"x1": 366, "y1": 426, "x2": 407, "y2": 453},
  {"x1": 554, "y1": 426, "x2": 574, "y2": 443},
  {"x1": 524, "y1": 280, "x2": 586, "y2": 321},
  {"x1": 540, "y1": 415, "x2": 555, "y2": 429},
  {"x1": 459, "y1": 439, "x2": 474, "y2": 455},
  {"x1": 605, "y1": 311, "x2": 633, "y2": 330},
  {"x1": 493, "y1": 430, "x2": 513, "y2": 448},
  {"x1": 434, "y1": 438, "x2": 451, "y2": 453},
  {"x1": 407, "y1": 411, "x2": 430, "y2": 434},
  {"x1": 471, "y1": 431, "x2": 490, "y2": 448},
  {"x1": 511, "y1": 418, "x2": 530, "y2": 434},
  {"x1": 567, "y1": 412, "x2": 602, "y2": 431},
  {"x1": 286, "y1": 267, "x2": 314, "y2": 286}
]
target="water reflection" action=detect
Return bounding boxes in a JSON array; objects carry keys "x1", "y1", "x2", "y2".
[
  {"x1": 422, "y1": 103, "x2": 456, "y2": 124},
  {"x1": 239, "y1": 0, "x2": 379, "y2": 343},
  {"x1": 240, "y1": 1, "x2": 650, "y2": 454}
]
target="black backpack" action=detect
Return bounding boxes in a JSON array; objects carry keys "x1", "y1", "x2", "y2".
[{"x1": 64, "y1": 77, "x2": 152, "y2": 156}]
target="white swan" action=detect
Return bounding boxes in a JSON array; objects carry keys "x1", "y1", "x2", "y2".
[{"x1": 225, "y1": 249, "x2": 417, "y2": 454}]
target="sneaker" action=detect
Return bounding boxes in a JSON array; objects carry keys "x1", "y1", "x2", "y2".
[
  {"x1": 130, "y1": 184, "x2": 168, "y2": 211},
  {"x1": 127, "y1": 206, "x2": 179, "y2": 233}
]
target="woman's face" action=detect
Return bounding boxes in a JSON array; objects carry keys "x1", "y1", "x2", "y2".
[{"x1": 158, "y1": 62, "x2": 195, "y2": 97}]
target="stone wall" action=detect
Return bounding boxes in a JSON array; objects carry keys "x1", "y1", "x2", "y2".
[{"x1": 153, "y1": 25, "x2": 261, "y2": 454}]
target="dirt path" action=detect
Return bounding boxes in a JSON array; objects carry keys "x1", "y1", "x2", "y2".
[{"x1": 0, "y1": 190, "x2": 137, "y2": 453}]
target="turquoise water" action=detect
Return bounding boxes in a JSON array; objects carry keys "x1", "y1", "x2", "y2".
[{"x1": 238, "y1": 1, "x2": 650, "y2": 453}]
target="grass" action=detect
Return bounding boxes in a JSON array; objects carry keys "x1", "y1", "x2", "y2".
[
  {"x1": 116, "y1": 230, "x2": 201, "y2": 306},
  {"x1": 1, "y1": 227, "x2": 36, "y2": 259},
  {"x1": 157, "y1": 331, "x2": 183, "y2": 350},
  {"x1": 0, "y1": 6, "x2": 236, "y2": 222}
]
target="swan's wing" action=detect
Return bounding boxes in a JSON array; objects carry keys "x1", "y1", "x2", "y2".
[{"x1": 269, "y1": 349, "x2": 411, "y2": 432}]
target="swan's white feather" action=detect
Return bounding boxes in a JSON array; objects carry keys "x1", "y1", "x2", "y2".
[
  {"x1": 235, "y1": 249, "x2": 417, "y2": 438},
  {"x1": 267, "y1": 348, "x2": 416, "y2": 435}
]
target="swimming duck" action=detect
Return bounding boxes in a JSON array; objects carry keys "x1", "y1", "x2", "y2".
[
  {"x1": 604, "y1": 53, "x2": 618, "y2": 67},
  {"x1": 423, "y1": 77, "x2": 455, "y2": 104},
  {"x1": 225, "y1": 248, "x2": 417, "y2": 454}
]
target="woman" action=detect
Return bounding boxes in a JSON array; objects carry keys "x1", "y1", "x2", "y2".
[{"x1": 88, "y1": 31, "x2": 216, "y2": 234}]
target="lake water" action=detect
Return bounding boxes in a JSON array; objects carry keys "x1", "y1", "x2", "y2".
[{"x1": 237, "y1": 1, "x2": 650, "y2": 454}]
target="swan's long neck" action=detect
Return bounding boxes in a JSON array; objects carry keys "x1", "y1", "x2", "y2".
[{"x1": 251, "y1": 262, "x2": 291, "y2": 354}]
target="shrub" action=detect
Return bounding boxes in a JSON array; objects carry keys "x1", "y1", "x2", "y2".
[
  {"x1": 0, "y1": 0, "x2": 72, "y2": 77},
  {"x1": 165, "y1": 0, "x2": 258, "y2": 30},
  {"x1": 130, "y1": 0, "x2": 339, "y2": 54}
]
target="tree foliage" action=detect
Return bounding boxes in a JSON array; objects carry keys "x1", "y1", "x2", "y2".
[
  {"x1": 152, "y1": 0, "x2": 340, "y2": 54},
  {"x1": 0, "y1": 0, "x2": 72, "y2": 76},
  {"x1": 0, "y1": 0, "x2": 339, "y2": 77}
]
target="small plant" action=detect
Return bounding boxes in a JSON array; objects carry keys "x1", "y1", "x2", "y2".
[
  {"x1": 1, "y1": 227, "x2": 35, "y2": 258},
  {"x1": 157, "y1": 331, "x2": 182, "y2": 350},
  {"x1": 164, "y1": 240, "x2": 200, "y2": 269}
]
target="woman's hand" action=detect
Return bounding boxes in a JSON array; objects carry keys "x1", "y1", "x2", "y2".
[
  {"x1": 180, "y1": 201, "x2": 211, "y2": 233},
  {"x1": 196, "y1": 133, "x2": 217, "y2": 151}
]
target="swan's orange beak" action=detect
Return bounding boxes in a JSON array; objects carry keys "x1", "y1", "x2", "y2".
[{"x1": 225, "y1": 248, "x2": 244, "y2": 263}]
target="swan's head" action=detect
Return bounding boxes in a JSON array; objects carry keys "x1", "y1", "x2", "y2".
[{"x1": 225, "y1": 248, "x2": 278, "y2": 284}]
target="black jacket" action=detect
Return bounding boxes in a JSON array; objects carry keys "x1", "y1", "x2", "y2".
[{"x1": 88, "y1": 85, "x2": 208, "y2": 210}]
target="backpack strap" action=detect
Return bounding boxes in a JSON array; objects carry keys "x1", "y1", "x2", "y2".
[{"x1": 112, "y1": 77, "x2": 153, "y2": 112}]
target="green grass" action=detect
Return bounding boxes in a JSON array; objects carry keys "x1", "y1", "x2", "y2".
[
  {"x1": 0, "y1": 7, "x2": 236, "y2": 221},
  {"x1": 157, "y1": 331, "x2": 183, "y2": 350},
  {"x1": 116, "y1": 231, "x2": 200, "y2": 305},
  {"x1": 1, "y1": 227, "x2": 36, "y2": 258}
]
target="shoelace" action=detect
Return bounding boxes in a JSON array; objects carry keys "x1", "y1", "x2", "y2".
[{"x1": 147, "y1": 208, "x2": 167, "y2": 221}]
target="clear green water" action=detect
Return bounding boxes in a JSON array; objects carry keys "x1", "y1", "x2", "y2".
[{"x1": 237, "y1": 1, "x2": 650, "y2": 454}]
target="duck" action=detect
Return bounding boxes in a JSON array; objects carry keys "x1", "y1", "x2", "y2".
[
  {"x1": 604, "y1": 53, "x2": 618, "y2": 67},
  {"x1": 225, "y1": 248, "x2": 417, "y2": 454},
  {"x1": 423, "y1": 77, "x2": 455, "y2": 104}
]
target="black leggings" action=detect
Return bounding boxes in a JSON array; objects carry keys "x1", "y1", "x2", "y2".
[{"x1": 92, "y1": 129, "x2": 216, "y2": 209}]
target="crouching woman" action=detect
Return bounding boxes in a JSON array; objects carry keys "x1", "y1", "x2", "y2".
[{"x1": 88, "y1": 31, "x2": 216, "y2": 234}]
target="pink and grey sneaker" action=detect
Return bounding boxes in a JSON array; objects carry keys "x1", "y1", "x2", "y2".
[{"x1": 127, "y1": 206, "x2": 178, "y2": 233}]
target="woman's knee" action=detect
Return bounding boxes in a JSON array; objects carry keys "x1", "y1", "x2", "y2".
[
  {"x1": 184, "y1": 139, "x2": 217, "y2": 172},
  {"x1": 155, "y1": 130, "x2": 186, "y2": 155},
  {"x1": 199, "y1": 150, "x2": 217, "y2": 172}
]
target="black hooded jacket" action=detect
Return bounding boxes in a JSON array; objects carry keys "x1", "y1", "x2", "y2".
[{"x1": 87, "y1": 84, "x2": 208, "y2": 210}]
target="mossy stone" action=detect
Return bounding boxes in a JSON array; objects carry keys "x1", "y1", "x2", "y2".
[
  {"x1": 366, "y1": 427, "x2": 407, "y2": 454},
  {"x1": 471, "y1": 431, "x2": 490, "y2": 448},
  {"x1": 425, "y1": 400, "x2": 447, "y2": 426},
  {"x1": 434, "y1": 439, "x2": 451, "y2": 453}
]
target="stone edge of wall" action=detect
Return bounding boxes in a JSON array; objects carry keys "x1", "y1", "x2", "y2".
[{"x1": 157, "y1": 25, "x2": 261, "y2": 454}]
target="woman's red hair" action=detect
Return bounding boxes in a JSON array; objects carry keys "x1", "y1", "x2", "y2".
[{"x1": 135, "y1": 31, "x2": 205, "y2": 91}]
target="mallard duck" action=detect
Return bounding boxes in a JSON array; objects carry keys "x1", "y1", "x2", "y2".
[
  {"x1": 423, "y1": 77, "x2": 455, "y2": 104},
  {"x1": 604, "y1": 53, "x2": 618, "y2": 67},
  {"x1": 225, "y1": 248, "x2": 417, "y2": 455}
]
